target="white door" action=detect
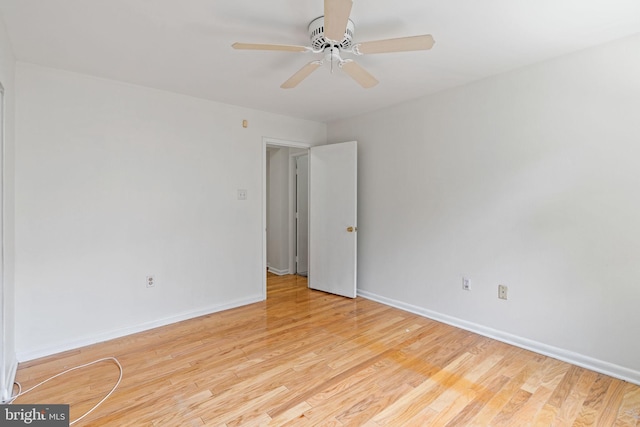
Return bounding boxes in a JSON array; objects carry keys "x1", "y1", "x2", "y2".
[
  {"x1": 309, "y1": 141, "x2": 357, "y2": 298},
  {"x1": 296, "y1": 155, "x2": 309, "y2": 276}
]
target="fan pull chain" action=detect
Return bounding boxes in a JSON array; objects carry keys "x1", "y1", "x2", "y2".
[{"x1": 330, "y1": 47, "x2": 335, "y2": 73}]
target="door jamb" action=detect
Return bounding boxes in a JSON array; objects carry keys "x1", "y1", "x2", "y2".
[
  {"x1": 289, "y1": 151, "x2": 309, "y2": 276},
  {"x1": 262, "y1": 137, "x2": 311, "y2": 300}
]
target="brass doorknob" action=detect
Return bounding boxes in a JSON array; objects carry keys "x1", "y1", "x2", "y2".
[{"x1": 347, "y1": 226, "x2": 357, "y2": 232}]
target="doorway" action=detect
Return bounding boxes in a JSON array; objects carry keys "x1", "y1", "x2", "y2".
[
  {"x1": 262, "y1": 138, "x2": 358, "y2": 300},
  {"x1": 262, "y1": 138, "x2": 311, "y2": 298}
]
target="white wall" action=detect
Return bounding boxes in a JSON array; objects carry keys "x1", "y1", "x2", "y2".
[
  {"x1": 0, "y1": 14, "x2": 16, "y2": 400},
  {"x1": 328, "y1": 34, "x2": 640, "y2": 383},
  {"x1": 15, "y1": 63, "x2": 326, "y2": 360}
]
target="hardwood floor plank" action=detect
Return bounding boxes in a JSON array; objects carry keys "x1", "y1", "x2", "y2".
[
  {"x1": 444, "y1": 374, "x2": 511, "y2": 426},
  {"x1": 512, "y1": 385, "x2": 554, "y2": 425},
  {"x1": 213, "y1": 385, "x2": 289, "y2": 426},
  {"x1": 429, "y1": 352, "x2": 505, "y2": 413},
  {"x1": 422, "y1": 352, "x2": 508, "y2": 426},
  {"x1": 467, "y1": 357, "x2": 539, "y2": 426},
  {"x1": 266, "y1": 401, "x2": 312, "y2": 426},
  {"x1": 553, "y1": 370, "x2": 598, "y2": 425},
  {"x1": 572, "y1": 374, "x2": 615, "y2": 426},
  {"x1": 597, "y1": 380, "x2": 630, "y2": 426},
  {"x1": 548, "y1": 365, "x2": 586, "y2": 409},
  {"x1": 614, "y1": 383, "x2": 640, "y2": 427},
  {"x1": 12, "y1": 274, "x2": 639, "y2": 426},
  {"x1": 336, "y1": 381, "x2": 414, "y2": 426},
  {"x1": 490, "y1": 388, "x2": 533, "y2": 426},
  {"x1": 370, "y1": 352, "x2": 478, "y2": 425},
  {"x1": 522, "y1": 356, "x2": 569, "y2": 394},
  {"x1": 533, "y1": 403, "x2": 560, "y2": 426}
]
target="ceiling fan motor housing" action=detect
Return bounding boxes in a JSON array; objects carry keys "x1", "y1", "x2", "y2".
[{"x1": 308, "y1": 16, "x2": 355, "y2": 50}]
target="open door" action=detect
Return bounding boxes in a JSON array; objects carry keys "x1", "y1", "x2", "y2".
[{"x1": 309, "y1": 141, "x2": 357, "y2": 298}]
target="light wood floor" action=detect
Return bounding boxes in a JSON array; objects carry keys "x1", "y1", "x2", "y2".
[{"x1": 14, "y1": 274, "x2": 640, "y2": 426}]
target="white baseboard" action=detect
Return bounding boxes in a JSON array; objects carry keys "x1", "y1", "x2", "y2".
[
  {"x1": 17, "y1": 295, "x2": 264, "y2": 362},
  {"x1": 358, "y1": 289, "x2": 640, "y2": 386},
  {"x1": 1, "y1": 358, "x2": 18, "y2": 402},
  {"x1": 267, "y1": 266, "x2": 290, "y2": 276}
]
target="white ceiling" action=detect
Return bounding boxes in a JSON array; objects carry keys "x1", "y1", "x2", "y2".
[{"x1": 1, "y1": 0, "x2": 639, "y2": 122}]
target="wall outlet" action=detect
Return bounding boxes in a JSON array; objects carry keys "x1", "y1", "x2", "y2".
[
  {"x1": 498, "y1": 284, "x2": 508, "y2": 300},
  {"x1": 462, "y1": 277, "x2": 471, "y2": 291},
  {"x1": 146, "y1": 275, "x2": 155, "y2": 288}
]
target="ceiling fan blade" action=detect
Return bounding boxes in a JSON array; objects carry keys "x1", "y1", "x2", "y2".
[
  {"x1": 232, "y1": 42, "x2": 308, "y2": 53},
  {"x1": 324, "y1": 0, "x2": 353, "y2": 41},
  {"x1": 355, "y1": 34, "x2": 435, "y2": 55},
  {"x1": 340, "y1": 60, "x2": 378, "y2": 89},
  {"x1": 281, "y1": 61, "x2": 323, "y2": 89}
]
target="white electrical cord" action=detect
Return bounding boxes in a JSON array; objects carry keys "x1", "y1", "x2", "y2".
[{"x1": 7, "y1": 357, "x2": 122, "y2": 425}]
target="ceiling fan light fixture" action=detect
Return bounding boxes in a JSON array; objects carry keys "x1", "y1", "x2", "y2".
[
  {"x1": 308, "y1": 16, "x2": 355, "y2": 51},
  {"x1": 324, "y1": 46, "x2": 343, "y2": 62}
]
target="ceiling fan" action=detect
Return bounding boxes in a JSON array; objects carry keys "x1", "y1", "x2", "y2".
[{"x1": 232, "y1": 0, "x2": 435, "y2": 89}]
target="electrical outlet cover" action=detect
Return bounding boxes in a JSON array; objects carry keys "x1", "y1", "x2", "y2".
[{"x1": 498, "y1": 284, "x2": 508, "y2": 300}]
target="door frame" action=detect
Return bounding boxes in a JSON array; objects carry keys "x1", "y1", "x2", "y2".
[
  {"x1": 290, "y1": 151, "x2": 309, "y2": 276},
  {"x1": 262, "y1": 137, "x2": 311, "y2": 300}
]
